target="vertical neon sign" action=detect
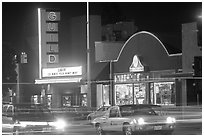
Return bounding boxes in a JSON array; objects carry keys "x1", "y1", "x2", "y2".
[{"x1": 38, "y1": 8, "x2": 42, "y2": 79}]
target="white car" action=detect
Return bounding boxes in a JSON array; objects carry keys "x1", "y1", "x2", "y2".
[
  {"x1": 87, "y1": 106, "x2": 110, "y2": 122},
  {"x1": 92, "y1": 104, "x2": 176, "y2": 135}
]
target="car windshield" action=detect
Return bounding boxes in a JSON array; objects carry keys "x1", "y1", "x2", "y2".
[
  {"x1": 120, "y1": 106, "x2": 157, "y2": 117},
  {"x1": 97, "y1": 106, "x2": 110, "y2": 111}
]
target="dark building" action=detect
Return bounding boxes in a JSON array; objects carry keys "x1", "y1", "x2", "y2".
[{"x1": 94, "y1": 22, "x2": 201, "y2": 107}]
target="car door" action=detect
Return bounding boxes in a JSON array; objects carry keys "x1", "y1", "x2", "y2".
[{"x1": 2, "y1": 105, "x2": 15, "y2": 135}]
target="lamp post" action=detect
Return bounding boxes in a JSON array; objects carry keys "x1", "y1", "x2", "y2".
[{"x1": 87, "y1": 3, "x2": 91, "y2": 107}]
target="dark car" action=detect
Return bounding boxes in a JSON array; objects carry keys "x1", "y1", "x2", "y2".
[
  {"x1": 92, "y1": 104, "x2": 176, "y2": 135},
  {"x1": 2, "y1": 103, "x2": 67, "y2": 135}
]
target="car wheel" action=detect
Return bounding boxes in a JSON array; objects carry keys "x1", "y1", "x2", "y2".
[
  {"x1": 95, "y1": 124, "x2": 105, "y2": 135},
  {"x1": 13, "y1": 126, "x2": 20, "y2": 135},
  {"x1": 123, "y1": 124, "x2": 133, "y2": 135}
]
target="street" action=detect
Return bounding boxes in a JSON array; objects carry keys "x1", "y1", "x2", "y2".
[
  {"x1": 62, "y1": 120, "x2": 202, "y2": 135},
  {"x1": 2, "y1": 119, "x2": 201, "y2": 135}
]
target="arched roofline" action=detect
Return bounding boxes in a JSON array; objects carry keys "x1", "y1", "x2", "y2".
[{"x1": 114, "y1": 31, "x2": 182, "y2": 62}]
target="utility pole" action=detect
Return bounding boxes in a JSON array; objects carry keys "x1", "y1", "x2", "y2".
[
  {"x1": 109, "y1": 61, "x2": 114, "y2": 106},
  {"x1": 15, "y1": 52, "x2": 28, "y2": 104},
  {"x1": 15, "y1": 62, "x2": 20, "y2": 104},
  {"x1": 87, "y1": 2, "x2": 91, "y2": 107}
]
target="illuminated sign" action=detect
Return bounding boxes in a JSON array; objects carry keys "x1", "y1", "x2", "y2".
[
  {"x1": 46, "y1": 33, "x2": 58, "y2": 42},
  {"x1": 38, "y1": 8, "x2": 60, "y2": 79},
  {"x1": 48, "y1": 54, "x2": 59, "y2": 64},
  {"x1": 35, "y1": 77, "x2": 82, "y2": 84},
  {"x1": 47, "y1": 23, "x2": 58, "y2": 32},
  {"x1": 46, "y1": 44, "x2": 59, "y2": 53},
  {"x1": 46, "y1": 12, "x2": 60, "y2": 21},
  {"x1": 129, "y1": 55, "x2": 144, "y2": 72},
  {"x1": 42, "y1": 66, "x2": 82, "y2": 77}
]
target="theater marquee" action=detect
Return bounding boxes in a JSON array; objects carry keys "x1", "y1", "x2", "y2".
[{"x1": 42, "y1": 66, "x2": 82, "y2": 78}]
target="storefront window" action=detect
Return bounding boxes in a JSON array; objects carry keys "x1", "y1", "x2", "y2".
[
  {"x1": 150, "y1": 83, "x2": 154, "y2": 104},
  {"x1": 81, "y1": 94, "x2": 87, "y2": 107},
  {"x1": 153, "y1": 82, "x2": 175, "y2": 105},
  {"x1": 31, "y1": 95, "x2": 42, "y2": 104},
  {"x1": 103, "y1": 85, "x2": 110, "y2": 106},
  {"x1": 115, "y1": 84, "x2": 133, "y2": 105},
  {"x1": 46, "y1": 94, "x2": 52, "y2": 108},
  {"x1": 62, "y1": 95, "x2": 72, "y2": 107}
]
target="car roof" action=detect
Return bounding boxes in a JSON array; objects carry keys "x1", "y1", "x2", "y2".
[{"x1": 118, "y1": 104, "x2": 161, "y2": 108}]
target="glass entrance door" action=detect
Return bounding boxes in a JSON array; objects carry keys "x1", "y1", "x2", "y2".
[{"x1": 134, "y1": 83, "x2": 146, "y2": 104}]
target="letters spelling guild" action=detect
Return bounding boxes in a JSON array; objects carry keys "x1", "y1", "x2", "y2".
[
  {"x1": 47, "y1": 23, "x2": 57, "y2": 31},
  {"x1": 48, "y1": 12, "x2": 57, "y2": 21}
]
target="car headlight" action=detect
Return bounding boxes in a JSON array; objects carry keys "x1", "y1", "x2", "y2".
[
  {"x1": 55, "y1": 119, "x2": 67, "y2": 129},
  {"x1": 166, "y1": 117, "x2": 176, "y2": 123},
  {"x1": 138, "y1": 118, "x2": 145, "y2": 125},
  {"x1": 49, "y1": 119, "x2": 67, "y2": 129}
]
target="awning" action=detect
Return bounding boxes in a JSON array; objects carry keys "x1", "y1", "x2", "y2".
[{"x1": 35, "y1": 76, "x2": 82, "y2": 84}]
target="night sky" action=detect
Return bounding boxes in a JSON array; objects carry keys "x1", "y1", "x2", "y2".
[
  {"x1": 3, "y1": 2, "x2": 202, "y2": 50},
  {"x1": 90, "y1": 2, "x2": 202, "y2": 32},
  {"x1": 2, "y1": 2, "x2": 87, "y2": 48}
]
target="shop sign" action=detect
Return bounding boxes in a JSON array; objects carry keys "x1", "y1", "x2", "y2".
[
  {"x1": 115, "y1": 73, "x2": 150, "y2": 83},
  {"x1": 42, "y1": 66, "x2": 82, "y2": 77},
  {"x1": 129, "y1": 55, "x2": 144, "y2": 72}
]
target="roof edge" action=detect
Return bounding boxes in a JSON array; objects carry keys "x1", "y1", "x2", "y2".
[{"x1": 116, "y1": 31, "x2": 182, "y2": 62}]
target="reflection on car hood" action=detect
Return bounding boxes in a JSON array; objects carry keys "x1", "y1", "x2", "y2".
[{"x1": 127, "y1": 115, "x2": 169, "y2": 123}]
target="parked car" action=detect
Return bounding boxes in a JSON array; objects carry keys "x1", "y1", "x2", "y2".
[
  {"x1": 87, "y1": 106, "x2": 110, "y2": 122},
  {"x1": 91, "y1": 104, "x2": 176, "y2": 135},
  {"x1": 2, "y1": 103, "x2": 67, "y2": 135}
]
